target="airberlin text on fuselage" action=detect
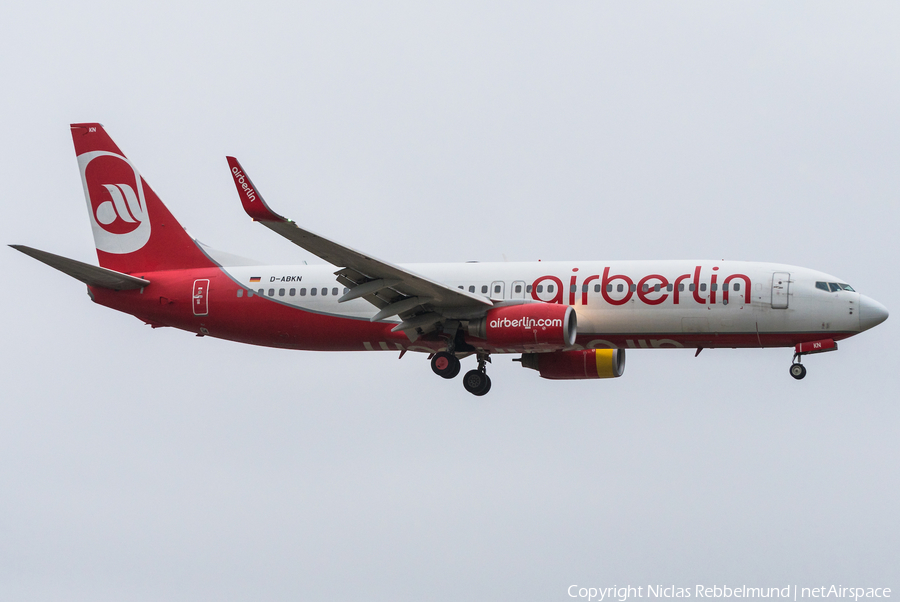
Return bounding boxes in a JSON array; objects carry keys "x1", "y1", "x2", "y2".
[
  {"x1": 533, "y1": 266, "x2": 752, "y2": 306},
  {"x1": 231, "y1": 167, "x2": 257, "y2": 202}
]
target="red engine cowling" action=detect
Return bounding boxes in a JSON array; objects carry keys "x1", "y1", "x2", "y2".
[
  {"x1": 519, "y1": 348, "x2": 626, "y2": 380},
  {"x1": 468, "y1": 304, "x2": 577, "y2": 347}
]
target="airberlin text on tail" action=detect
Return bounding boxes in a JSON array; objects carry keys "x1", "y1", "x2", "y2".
[{"x1": 71, "y1": 123, "x2": 216, "y2": 274}]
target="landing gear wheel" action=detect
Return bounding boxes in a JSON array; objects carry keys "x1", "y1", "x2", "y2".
[
  {"x1": 431, "y1": 352, "x2": 461, "y2": 379},
  {"x1": 463, "y1": 370, "x2": 491, "y2": 396},
  {"x1": 790, "y1": 363, "x2": 807, "y2": 380}
]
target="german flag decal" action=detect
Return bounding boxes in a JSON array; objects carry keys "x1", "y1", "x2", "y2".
[{"x1": 249, "y1": 276, "x2": 261, "y2": 283}]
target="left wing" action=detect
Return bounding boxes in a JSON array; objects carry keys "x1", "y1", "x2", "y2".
[{"x1": 226, "y1": 157, "x2": 492, "y2": 338}]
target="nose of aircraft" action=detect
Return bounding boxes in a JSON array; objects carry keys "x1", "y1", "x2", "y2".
[{"x1": 859, "y1": 295, "x2": 889, "y2": 331}]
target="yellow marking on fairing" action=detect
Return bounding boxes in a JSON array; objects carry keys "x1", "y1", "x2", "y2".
[{"x1": 595, "y1": 348, "x2": 617, "y2": 378}]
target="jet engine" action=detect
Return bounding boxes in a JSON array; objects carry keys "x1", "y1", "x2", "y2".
[
  {"x1": 519, "y1": 348, "x2": 626, "y2": 380},
  {"x1": 467, "y1": 304, "x2": 576, "y2": 347}
]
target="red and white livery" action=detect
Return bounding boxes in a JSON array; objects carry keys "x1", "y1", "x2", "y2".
[{"x1": 11, "y1": 124, "x2": 889, "y2": 395}]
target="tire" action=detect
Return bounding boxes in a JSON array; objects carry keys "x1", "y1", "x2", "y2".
[
  {"x1": 463, "y1": 369, "x2": 490, "y2": 395},
  {"x1": 790, "y1": 364, "x2": 807, "y2": 380},
  {"x1": 431, "y1": 352, "x2": 460, "y2": 379},
  {"x1": 446, "y1": 356, "x2": 461, "y2": 379},
  {"x1": 476, "y1": 374, "x2": 491, "y2": 396}
]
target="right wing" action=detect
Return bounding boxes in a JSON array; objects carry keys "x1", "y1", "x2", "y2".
[{"x1": 226, "y1": 157, "x2": 492, "y2": 338}]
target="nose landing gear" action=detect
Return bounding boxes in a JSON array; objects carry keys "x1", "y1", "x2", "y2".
[{"x1": 789, "y1": 338, "x2": 838, "y2": 380}]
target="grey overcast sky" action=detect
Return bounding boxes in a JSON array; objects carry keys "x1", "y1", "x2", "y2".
[{"x1": 1, "y1": 2, "x2": 898, "y2": 601}]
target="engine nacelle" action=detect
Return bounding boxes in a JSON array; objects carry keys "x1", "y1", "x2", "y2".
[
  {"x1": 468, "y1": 304, "x2": 577, "y2": 347},
  {"x1": 519, "y1": 348, "x2": 626, "y2": 380}
]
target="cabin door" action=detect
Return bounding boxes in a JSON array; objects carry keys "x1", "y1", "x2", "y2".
[{"x1": 771, "y1": 272, "x2": 790, "y2": 309}]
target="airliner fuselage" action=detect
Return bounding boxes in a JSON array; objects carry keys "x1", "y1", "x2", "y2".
[{"x1": 11, "y1": 124, "x2": 889, "y2": 395}]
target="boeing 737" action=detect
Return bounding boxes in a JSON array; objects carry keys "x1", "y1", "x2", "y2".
[{"x1": 10, "y1": 124, "x2": 890, "y2": 395}]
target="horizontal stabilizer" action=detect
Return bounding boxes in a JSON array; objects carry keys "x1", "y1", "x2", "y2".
[{"x1": 10, "y1": 245, "x2": 150, "y2": 290}]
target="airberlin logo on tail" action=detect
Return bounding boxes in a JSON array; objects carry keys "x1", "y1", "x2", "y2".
[
  {"x1": 97, "y1": 183, "x2": 143, "y2": 226},
  {"x1": 231, "y1": 167, "x2": 257, "y2": 202},
  {"x1": 78, "y1": 151, "x2": 151, "y2": 254}
]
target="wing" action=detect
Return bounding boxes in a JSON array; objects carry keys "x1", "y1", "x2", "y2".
[{"x1": 226, "y1": 157, "x2": 492, "y2": 339}]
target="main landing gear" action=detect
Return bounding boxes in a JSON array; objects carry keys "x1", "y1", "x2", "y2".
[
  {"x1": 431, "y1": 351, "x2": 461, "y2": 379},
  {"x1": 429, "y1": 350, "x2": 492, "y2": 396},
  {"x1": 462, "y1": 355, "x2": 492, "y2": 396}
]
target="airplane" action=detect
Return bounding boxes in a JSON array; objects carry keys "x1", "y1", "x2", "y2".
[{"x1": 10, "y1": 123, "x2": 890, "y2": 396}]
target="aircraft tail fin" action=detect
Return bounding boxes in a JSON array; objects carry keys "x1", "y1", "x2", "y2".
[{"x1": 71, "y1": 123, "x2": 216, "y2": 273}]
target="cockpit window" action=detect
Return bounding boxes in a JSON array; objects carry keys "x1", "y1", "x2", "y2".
[{"x1": 817, "y1": 281, "x2": 855, "y2": 293}]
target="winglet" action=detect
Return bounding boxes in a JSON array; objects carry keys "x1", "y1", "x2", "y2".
[{"x1": 226, "y1": 157, "x2": 288, "y2": 222}]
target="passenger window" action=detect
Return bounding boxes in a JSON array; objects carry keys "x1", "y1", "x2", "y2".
[
  {"x1": 547, "y1": 285, "x2": 555, "y2": 293},
  {"x1": 642, "y1": 284, "x2": 649, "y2": 292},
  {"x1": 526, "y1": 285, "x2": 532, "y2": 293},
  {"x1": 468, "y1": 285, "x2": 475, "y2": 293},
  {"x1": 722, "y1": 283, "x2": 728, "y2": 291},
  {"x1": 481, "y1": 285, "x2": 488, "y2": 294},
  {"x1": 595, "y1": 284, "x2": 602, "y2": 292},
  {"x1": 257, "y1": 289, "x2": 264, "y2": 296},
  {"x1": 279, "y1": 288, "x2": 285, "y2": 297},
  {"x1": 617, "y1": 284, "x2": 624, "y2": 293},
  {"x1": 607, "y1": 284, "x2": 613, "y2": 292},
  {"x1": 248, "y1": 290, "x2": 254, "y2": 297},
  {"x1": 689, "y1": 284, "x2": 694, "y2": 292},
  {"x1": 268, "y1": 289, "x2": 275, "y2": 296},
  {"x1": 828, "y1": 283, "x2": 840, "y2": 292},
  {"x1": 667, "y1": 284, "x2": 673, "y2": 292},
  {"x1": 322, "y1": 288, "x2": 328, "y2": 296},
  {"x1": 458, "y1": 285, "x2": 464, "y2": 290},
  {"x1": 237, "y1": 289, "x2": 244, "y2": 298},
  {"x1": 816, "y1": 282, "x2": 829, "y2": 292},
  {"x1": 332, "y1": 288, "x2": 338, "y2": 296},
  {"x1": 311, "y1": 288, "x2": 317, "y2": 296},
  {"x1": 300, "y1": 288, "x2": 306, "y2": 296},
  {"x1": 536, "y1": 285, "x2": 543, "y2": 293},
  {"x1": 495, "y1": 285, "x2": 501, "y2": 294},
  {"x1": 700, "y1": 283, "x2": 707, "y2": 292},
  {"x1": 571, "y1": 285, "x2": 577, "y2": 293},
  {"x1": 629, "y1": 284, "x2": 636, "y2": 292},
  {"x1": 734, "y1": 283, "x2": 740, "y2": 291},
  {"x1": 711, "y1": 284, "x2": 717, "y2": 291},
  {"x1": 514, "y1": 284, "x2": 522, "y2": 293},
  {"x1": 654, "y1": 284, "x2": 661, "y2": 292},
  {"x1": 678, "y1": 284, "x2": 684, "y2": 292},
  {"x1": 289, "y1": 288, "x2": 296, "y2": 296}
]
